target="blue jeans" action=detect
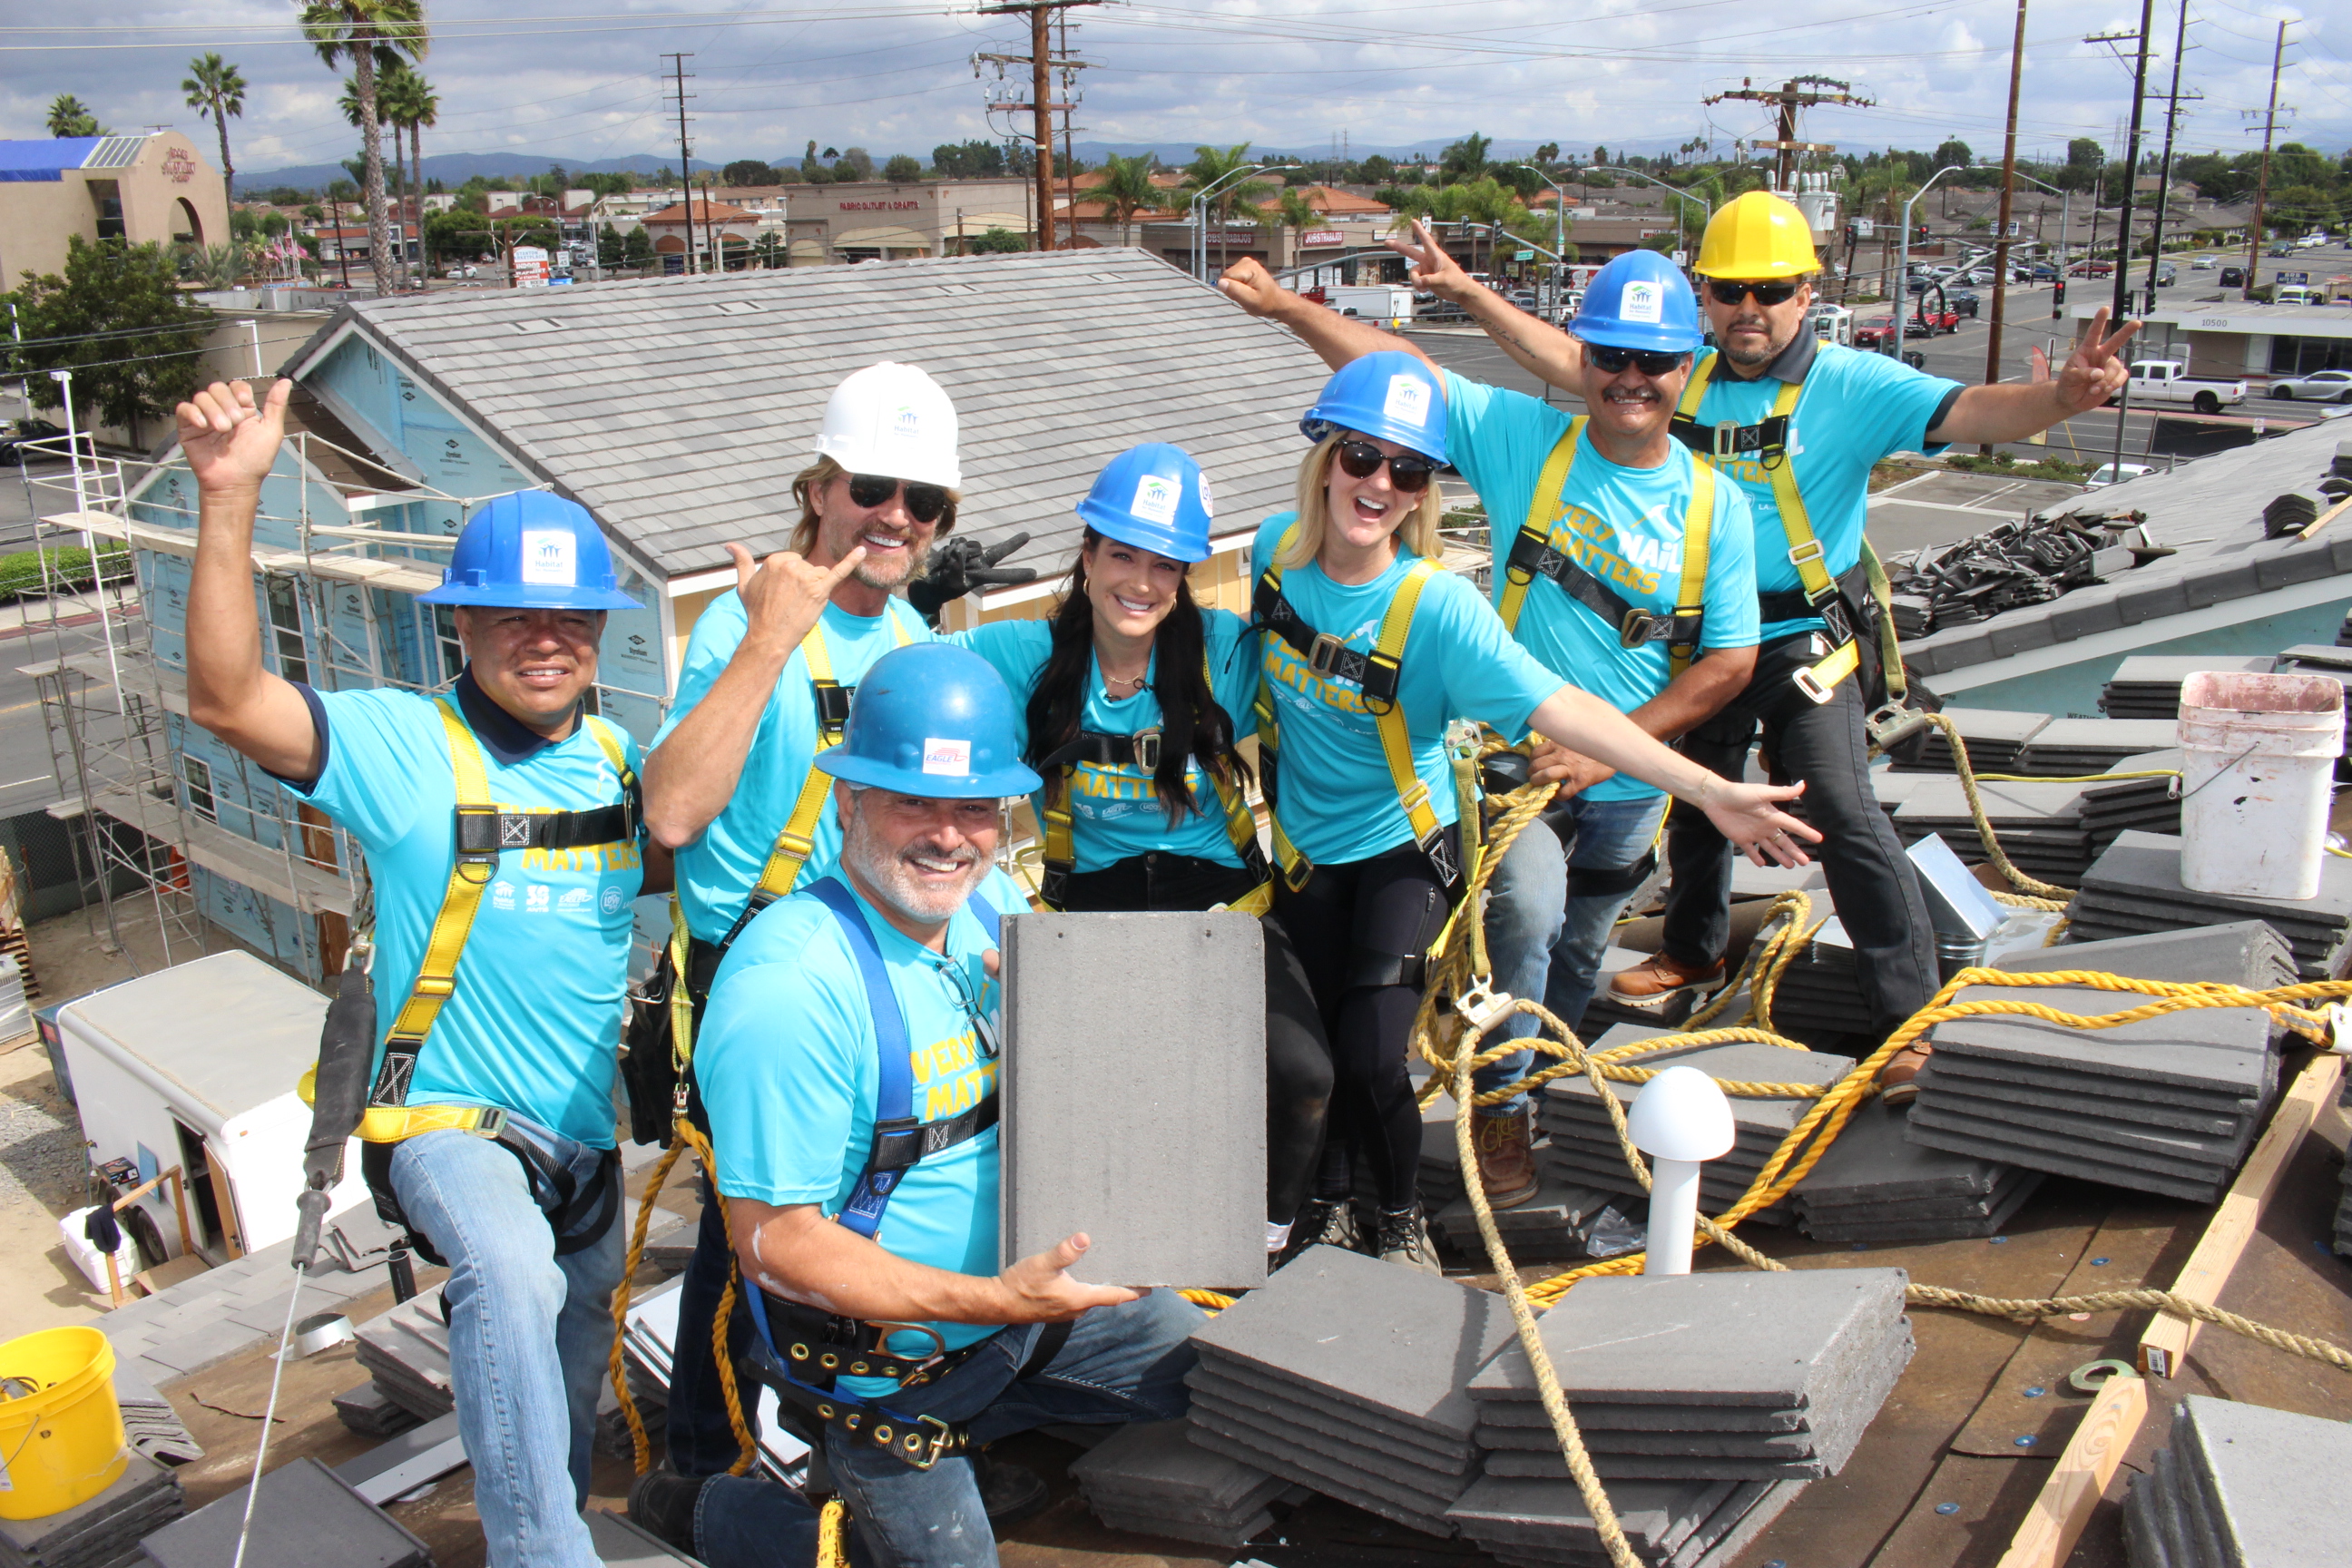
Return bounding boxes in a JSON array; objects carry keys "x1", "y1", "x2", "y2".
[
  {"x1": 387, "y1": 1119, "x2": 625, "y2": 1568},
  {"x1": 1477, "y1": 792, "x2": 1671, "y2": 1113},
  {"x1": 695, "y1": 1289, "x2": 1203, "y2": 1568}
]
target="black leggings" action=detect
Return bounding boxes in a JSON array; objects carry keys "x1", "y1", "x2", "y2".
[
  {"x1": 1058, "y1": 852, "x2": 1333, "y2": 1229},
  {"x1": 1272, "y1": 829, "x2": 1456, "y2": 1213}
]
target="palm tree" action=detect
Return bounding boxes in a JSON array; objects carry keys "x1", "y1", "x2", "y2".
[
  {"x1": 336, "y1": 76, "x2": 407, "y2": 289},
  {"x1": 45, "y1": 94, "x2": 104, "y2": 138},
  {"x1": 1182, "y1": 143, "x2": 1272, "y2": 273},
  {"x1": 181, "y1": 54, "x2": 248, "y2": 201},
  {"x1": 1270, "y1": 187, "x2": 1323, "y2": 267},
  {"x1": 1091, "y1": 152, "x2": 1164, "y2": 247},
  {"x1": 378, "y1": 65, "x2": 438, "y2": 284},
  {"x1": 300, "y1": 1, "x2": 427, "y2": 296}
]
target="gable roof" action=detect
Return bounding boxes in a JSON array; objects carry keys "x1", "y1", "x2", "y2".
[
  {"x1": 281, "y1": 248, "x2": 1338, "y2": 581},
  {"x1": 641, "y1": 199, "x2": 759, "y2": 224}
]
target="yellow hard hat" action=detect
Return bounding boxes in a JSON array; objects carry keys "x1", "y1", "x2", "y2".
[{"x1": 1694, "y1": 191, "x2": 1820, "y2": 279}]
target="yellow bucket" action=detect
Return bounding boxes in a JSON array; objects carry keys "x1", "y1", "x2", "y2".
[{"x1": 0, "y1": 1327, "x2": 127, "y2": 1519}]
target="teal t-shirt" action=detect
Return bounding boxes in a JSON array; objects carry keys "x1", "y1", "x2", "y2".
[
  {"x1": 1444, "y1": 373, "x2": 1761, "y2": 803},
  {"x1": 1250, "y1": 512, "x2": 1563, "y2": 866},
  {"x1": 698, "y1": 866, "x2": 1029, "y2": 1396},
  {"x1": 957, "y1": 611, "x2": 1260, "y2": 873},
  {"x1": 290, "y1": 686, "x2": 644, "y2": 1148},
  {"x1": 1690, "y1": 342, "x2": 1961, "y2": 642},
  {"x1": 654, "y1": 593, "x2": 931, "y2": 944}
]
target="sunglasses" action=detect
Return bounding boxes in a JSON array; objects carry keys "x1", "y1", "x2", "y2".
[
  {"x1": 1587, "y1": 345, "x2": 1690, "y2": 377},
  {"x1": 1707, "y1": 279, "x2": 1804, "y2": 308},
  {"x1": 1333, "y1": 440, "x2": 1437, "y2": 494},
  {"x1": 847, "y1": 473, "x2": 949, "y2": 524}
]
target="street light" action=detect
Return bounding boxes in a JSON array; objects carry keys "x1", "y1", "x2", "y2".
[
  {"x1": 1586, "y1": 166, "x2": 1713, "y2": 260},
  {"x1": 1887, "y1": 164, "x2": 1968, "y2": 358},
  {"x1": 1190, "y1": 164, "x2": 1268, "y2": 281},
  {"x1": 1508, "y1": 164, "x2": 1571, "y2": 310}
]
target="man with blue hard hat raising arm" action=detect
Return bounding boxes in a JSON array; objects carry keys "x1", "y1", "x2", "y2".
[
  {"x1": 1214, "y1": 250, "x2": 1762, "y2": 1209},
  {"x1": 679, "y1": 642, "x2": 1204, "y2": 1568},
  {"x1": 1392, "y1": 195, "x2": 2136, "y2": 1075},
  {"x1": 176, "y1": 378, "x2": 652, "y2": 1568}
]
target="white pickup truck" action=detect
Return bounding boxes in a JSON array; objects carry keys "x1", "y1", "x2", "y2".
[{"x1": 2113, "y1": 360, "x2": 2247, "y2": 416}]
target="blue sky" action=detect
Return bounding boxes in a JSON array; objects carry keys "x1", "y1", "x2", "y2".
[{"x1": 2, "y1": 2, "x2": 2343, "y2": 179}]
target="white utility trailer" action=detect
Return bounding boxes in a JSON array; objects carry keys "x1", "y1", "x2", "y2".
[{"x1": 57, "y1": 950, "x2": 369, "y2": 1264}]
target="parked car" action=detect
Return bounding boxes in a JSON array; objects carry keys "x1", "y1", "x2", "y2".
[
  {"x1": 1917, "y1": 305, "x2": 1962, "y2": 334},
  {"x1": 1853, "y1": 314, "x2": 1936, "y2": 348},
  {"x1": 1946, "y1": 287, "x2": 1982, "y2": 318},
  {"x1": 2068, "y1": 259, "x2": 2114, "y2": 277},
  {"x1": 2113, "y1": 360, "x2": 2248, "y2": 415},
  {"x1": 2219, "y1": 266, "x2": 2247, "y2": 289},
  {"x1": 2190, "y1": 255, "x2": 2215, "y2": 269},
  {"x1": 2020, "y1": 261, "x2": 2060, "y2": 281},
  {"x1": 2269, "y1": 368, "x2": 2352, "y2": 402},
  {"x1": 2274, "y1": 286, "x2": 2323, "y2": 307},
  {"x1": 2085, "y1": 462, "x2": 2155, "y2": 488},
  {"x1": 0, "y1": 419, "x2": 91, "y2": 466}
]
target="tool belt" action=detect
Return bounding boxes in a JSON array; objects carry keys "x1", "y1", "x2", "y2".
[{"x1": 741, "y1": 1291, "x2": 995, "y2": 1471}]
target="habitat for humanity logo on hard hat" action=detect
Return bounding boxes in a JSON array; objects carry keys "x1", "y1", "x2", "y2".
[
  {"x1": 894, "y1": 403, "x2": 922, "y2": 439},
  {"x1": 520, "y1": 529, "x2": 577, "y2": 585},
  {"x1": 1383, "y1": 374, "x2": 1430, "y2": 425},
  {"x1": 1620, "y1": 281, "x2": 1664, "y2": 326},
  {"x1": 1130, "y1": 473, "x2": 1181, "y2": 526}
]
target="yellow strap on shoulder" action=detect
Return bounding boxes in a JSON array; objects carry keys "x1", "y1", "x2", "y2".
[
  {"x1": 1668, "y1": 458, "x2": 1716, "y2": 679},
  {"x1": 384, "y1": 700, "x2": 499, "y2": 1052},
  {"x1": 1859, "y1": 537, "x2": 1906, "y2": 703},
  {"x1": 744, "y1": 608, "x2": 918, "y2": 907},
  {"x1": 1370, "y1": 559, "x2": 1443, "y2": 855},
  {"x1": 1497, "y1": 419, "x2": 1585, "y2": 633}
]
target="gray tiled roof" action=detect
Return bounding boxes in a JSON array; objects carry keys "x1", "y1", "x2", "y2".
[
  {"x1": 1902, "y1": 417, "x2": 2352, "y2": 679},
  {"x1": 287, "y1": 250, "x2": 1335, "y2": 579}
]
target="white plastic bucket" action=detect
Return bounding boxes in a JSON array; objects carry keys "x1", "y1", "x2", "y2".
[{"x1": 2178, "y1": 671, "x2": 2345, "y2": 900}]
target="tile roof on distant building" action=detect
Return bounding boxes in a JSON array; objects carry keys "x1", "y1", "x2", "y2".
[
  {"x1": 279, "y1": 247, "x2": 1338, "y2": 581},
  {"x1": 640, "y1": 199, "x2": 760, "y2": 224}
]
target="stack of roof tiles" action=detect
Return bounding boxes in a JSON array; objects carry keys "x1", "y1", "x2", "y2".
[
  {"x1": 1756, "y1": 919, "x2": 1876, "y2": 1048},
  {"x1": 1904, "y1": 922, "x2": 2290, "y2": 1203},
  {"x1": 1181, "y1": 1245, "x2": 1514, "y2": 1537},
  {"x1": 2101, "y1": 655, "x2": 2274, "y2": 719},
  {"x1": 1432, "y1": 1177, "x2": 1614, "y2": 1263},
  {"x1": 1536, "y1": 1028, "x2": 1854, "y2": 1221},
  {"x1": 0, "y1": 1452, "x2": 181, "y2": 1568},
  {"x1": 1792, "y1": 1097, "x2": 2041, "y2": 1242},
  {"x1": 351, "y1": 1284, "x2": 454, "y2": 1421},
  {"x1": 112, "y1": 1360, "x2": 201, "y2": 1467},
  {"x1": 2013, "y1": 718, "x2": 2183, "y2": 777},
  {"x1": 1467, "y1": 1270, "x2": 1912, "y2": 1484},
  {"x1": 1069, "y1": 1419, "x2": 1293, "y2": 1549},
  {"x1": 2078, "y1": 750, "x2": 2184, "y2": 852},
  {"x1": 2068, "y1": 831, "x2": 2352, "y2": 980},
  {"x1": 1446, "y1": 1476, "x2": 1808, "y2": 1568},
  {"x1": 2122, "y1": 1395, "x2": 2352, "y2": 1566},
  {"x1": 1890, "y1": 779, "x2": 2096, "y2": 883},
  {"x1": 1892, "y1": 708, "x2": 2048, "y2": 774}
]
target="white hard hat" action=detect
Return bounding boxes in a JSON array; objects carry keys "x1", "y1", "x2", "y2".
[{"x1": 813, "y1": 361, "x2": 962, "y2": 489}]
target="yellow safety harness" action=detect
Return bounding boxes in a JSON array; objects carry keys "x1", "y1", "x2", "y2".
[
  {"x1": 1036, "y1": 650, "x2": 1271, "y2": 916},
  {"x1": 1497, "y1": 415, "x2": 1717, "y2": 681},
  {"x1": 1671, "y1": 354, "x2": 1906, "y2": 708},
  {"x1": 358, "y1": 698, "x2": 639, "y2": 1142},
  {"x1": 1251, "y1": 524, "x2": 1457, "y2": 897}
]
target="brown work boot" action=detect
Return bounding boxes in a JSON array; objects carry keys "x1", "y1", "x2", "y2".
[
  {"x1": 1473, "y1": 1106, "x2": 1541, "y2": 1210},
  {"x1": 1877, "y1": 1044, "x2": 1934, "y2": 1106},
  {"x1": 1605, "y1": 951, "x2": 1726, "y2": 1011}
]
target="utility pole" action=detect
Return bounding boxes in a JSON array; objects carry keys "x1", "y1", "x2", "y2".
[
  {"x1": 662, "y1": 53, "x2": 699, "y2": 274},
  {"x1": 1057, "y1": 9, "x2": 1079, "y2": 247},
  {"x1": 2087, "y1": 5, "x2": 2154, "y2": 483},
  {"x1": 2141, "y1": 1, "x2": 2194, "y2": 316},
  {"x1": 975, "y1": 1, "x2": 1099, "y2": 252},
  {"x1": 2243, "y1": 21, "x2": 2287, "y2": 301},
  {"x1": 1983, "y1": 0, "x2": 2029, "y2": 451},
  {"x1": 1701, "y1": 75, "x2": 1872, "y2": 188}
]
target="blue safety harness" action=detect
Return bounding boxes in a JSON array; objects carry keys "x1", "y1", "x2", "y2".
[{"x1": 739, "y1": 876, "x2": 1007, "y2": 1470}]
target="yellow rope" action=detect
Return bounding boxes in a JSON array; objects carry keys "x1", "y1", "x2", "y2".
[
  {"x1": 1920, "y1": 711, "x2": 2076, "y2": 901},
  {"x1": 608, "y1": 1121, "x2": 760, "y2": 1479}
]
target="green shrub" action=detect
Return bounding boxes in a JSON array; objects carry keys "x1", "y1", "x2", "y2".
[{"x1": 0, "y1": 543, "x2": 129, "y2": 603}]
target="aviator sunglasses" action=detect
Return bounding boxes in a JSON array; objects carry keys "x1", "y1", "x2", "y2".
[
  {"x1": 1587, "y1": 345, "x2": 1690, "y2": 377},
  {"x1": 847, "y1": 473, "x2": 950, "y2": 524},
  {"x1": 1706, "y1": 279, "x2": 1804, "y2": 308},
  {"x1": 1333, "y1": 440, "x2": 1437, "y2": 494}
]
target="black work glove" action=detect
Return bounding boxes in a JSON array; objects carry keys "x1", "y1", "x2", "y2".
[{"x1": 906, "y1": 533, "x2": 1038, "y2": 627}]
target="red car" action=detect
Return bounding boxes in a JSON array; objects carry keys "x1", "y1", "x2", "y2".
[
  {"x1": 1916, "y1": 305, "x2": 1961, "y2": 334},
  {"x1": 1854, "y1": 315, "x2": 1935, "y2": 348},
  {"x1": 2067, "y1": 259, "x2": 2115, "y2": 278}
]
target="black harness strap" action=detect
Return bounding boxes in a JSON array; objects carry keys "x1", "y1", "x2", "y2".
[
  {"x1": 1668, "y1": 411, "x2": 1793, "y2": 466},
  {"x1": 1502, "y1": 530, "x2": 1705, "y2": 652},
  {"x1": 453, "y1": 795, "x2": 642, "y2": 855},
  {"x1": 1252, "y1": 574, "x2": 1404, "y2": 710}
]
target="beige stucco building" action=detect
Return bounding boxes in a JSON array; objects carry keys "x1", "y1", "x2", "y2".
[{"x1": 0, "y1": 132, "x2": 229, "y2": 284}]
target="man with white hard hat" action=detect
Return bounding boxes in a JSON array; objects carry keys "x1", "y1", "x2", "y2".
[
  {"x1": 1394, "y1": 194, "x2": 2136, "y2": 1073},
  {"x1": 636, "y1": 361, "x2": 1045, "y2": 1522}
]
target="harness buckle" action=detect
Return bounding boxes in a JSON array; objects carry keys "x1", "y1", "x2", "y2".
[
  {"x1": 1711, "y1": 419, "x2": 1741, "y2": 461},
  {"x1": 1786, "y1": 538, "x2": 1826, "y2": 569},
  {"x1": 469, "y1": 1105, "x2": 509, "y2": 1140},
  {"x1": 1131, "y1": 729, "x2": 1162, "y2": 773},
  {"x1": 905, "y1": 1414, "x2": 956, "y2": 1471},
  {"x1": 1619, "y1": 607, "x2": 1663, "y2": 648},
  {"x1": 1307, "y1": 632, "x2": 1348, "y2": 678},
  {"x1": 1455, "y1": 979, "x2": 1516, "y2": 1035},
  {"x1": 1792, "y1": 665, "x2": 1838, "y2": 706}
]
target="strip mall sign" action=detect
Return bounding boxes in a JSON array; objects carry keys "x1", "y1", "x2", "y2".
[
  {"x1": 838, "y1": 201, "x2": 920, "y2": 211},
  {"x1": 1301, "y1": 229, "x2": 1345, "y2": 248}
]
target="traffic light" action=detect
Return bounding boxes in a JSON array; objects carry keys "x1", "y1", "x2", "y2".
[{"x1": 2052, "y1": 278, "x2": 2066, "y2": 317}]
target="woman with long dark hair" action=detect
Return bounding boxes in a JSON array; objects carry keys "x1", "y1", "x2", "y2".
[
  {"x1": 960, "y1": 444, "x2": 1333, "y2": 1263},
  {"x1": 1251, "y1": 353, "x2": 1818, "y2": 1270}
]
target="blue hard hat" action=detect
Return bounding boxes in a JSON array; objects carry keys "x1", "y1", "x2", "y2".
[
  {"x1": 815, "y1": 642, "x2": 1044, "y2": 799},
  {"x1": 1298, "y1": 351, "x2": 1448, "y2": 466},
  {"x1": 1075, "y1": 443, "x2": 1215, "y2": 564},
  {"x1": 1569, "y1": 250, "x2": 1705, "y2": 355},
  {"x1": 418, "y1": 491, "x2": 642, "y2": 611}
]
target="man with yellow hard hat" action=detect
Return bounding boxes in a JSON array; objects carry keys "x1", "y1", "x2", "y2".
[{"x1": 1390, "y1": 192, "x2": 2137, "y2": 1078}]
